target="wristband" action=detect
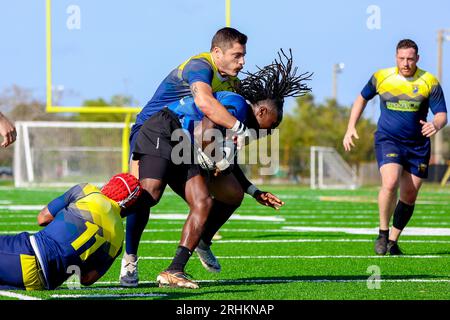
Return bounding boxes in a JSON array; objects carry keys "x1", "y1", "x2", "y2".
[
  {"x1": 246, "y1": 185, "x2": 261, "y2": 198},
  {"x1": 215, "y1": 158, "x2": 230, "y2": 171},
  {"x1": 231, "y1": 120, "x2": 246, "y2": 135}
]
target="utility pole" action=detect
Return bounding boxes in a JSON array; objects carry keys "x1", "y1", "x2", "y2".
[
  {"x1": 332, "y1": 63, "x2": 345, "y2": 102},
  {"x1": 435, "y1": 29, "x2": 450, "y2": 164}
]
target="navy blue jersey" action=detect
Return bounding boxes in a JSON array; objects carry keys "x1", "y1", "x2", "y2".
[
  {"x1": 361, "y1": 67, "x2": 447, "y2": 144},
  {"x1": 33, "y1": 183, "x2": 123, "y2": 289},
  {"x1": 167, "y1": 91, "x2": 249, "y2": 138},
  {"x1": 135, "y1": 52, "x2": 239, "y2": 126}
]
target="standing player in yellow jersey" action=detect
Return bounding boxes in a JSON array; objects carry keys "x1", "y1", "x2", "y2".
[
  {"x1": 343, "y1": 39, "x2": 447, "y2": 255},
  {"x1": 0, "y1": 173, "x2": 142, "y2": 290},
  {"x1": 121, "y1": 27, "x2": 250, "y2": 286}
]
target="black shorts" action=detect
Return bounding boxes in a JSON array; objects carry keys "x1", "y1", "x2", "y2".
[
  {"x1": 133, "y1": 108, "x2": 201, "y2": 183},
  {"x1": 137, "y1": 154, "x2": 201, "y2": 187}
]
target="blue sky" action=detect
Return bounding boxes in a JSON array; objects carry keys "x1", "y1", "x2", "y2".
[{"x1": 1, "y1": 0, "x2": 449, "y2": 120}]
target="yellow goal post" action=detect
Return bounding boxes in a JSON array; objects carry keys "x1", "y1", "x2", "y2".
[{"x1": 45, "y1": 0, "x2": 232, "y2": 172}]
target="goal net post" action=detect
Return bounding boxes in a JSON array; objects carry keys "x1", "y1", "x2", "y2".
[
  {"x1": 310, "y1": 146, "x2": 359, "y2": 189},
  {"x1": 14, "y1": 121, "x2": 125, "y2": 187}
]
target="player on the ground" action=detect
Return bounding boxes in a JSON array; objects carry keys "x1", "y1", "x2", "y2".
[
  {"x1": 120, "y1": 27, "x2": 250, "y2": 287},
  {"x1": 343, "y1": 39, "x2": 447, "y2": 255},
  {"x1": 0, "y1": 173, "x2": 142, "y2": 290}
]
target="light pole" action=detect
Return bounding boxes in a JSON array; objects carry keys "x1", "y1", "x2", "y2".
[
  {"x1": 435, "y1": 29, "x2": 450, "y2": 164},
  {"x1": 332, "y1": 63, "x2": 345, "y2": 102}
]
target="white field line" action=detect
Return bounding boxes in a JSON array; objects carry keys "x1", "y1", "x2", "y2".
[
  {"x1": 0, "y1": 209, "x2": 283, "y2": 222},
  {"x1": 0, "y1": 290, "x2": 42, "y2": 300},
  {"x1": 95, "y1": 278, "x2": 450, "y2": 285},
  {"x1": 280, "y1": 221, "x2": 450, "y2": 226},
  {"x1": 0, "y1": 205, "x2": 43, "y2": 211},
  {"x1": 282, "y1": 215, "x2": 449, "y2": 220},
  {"x1": 149, "y1": 213, "x2": 284, "y2": 222},
  {"x1": 238, "y1": 209, "x2": 449, "y2": 214},
  {"x1": 50, "y1": 293, "x2": 167, "y2": 299},
  {"x1": 282, "y1": 226, "x2": 450, "y2": 236},
  {"x1": 318, "y1": 196, "x2": 449, "y2": 205},
  {"x1": 138, "y1": 238, "x2": 450, "y2": 244},
  {"x1": 3, "y1": 205, "x2": 448, "y2": 214},
  {"x1": 3, "y1": 227, "x2": 450, "y2": 237},
  {"x1": 138, "y1": 255, "x2": 445, "y2": 260},
  {"x1": 0, "y1": 214, "x2": 37, "y2": 219}
]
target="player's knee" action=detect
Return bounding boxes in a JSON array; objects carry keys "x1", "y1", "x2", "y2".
[
  {"x1": 400, "y1": 191, "x2": 418, "y2": 205},
  {"x1": 400, "y1": 185, "x2": 420, "y2": 204},
  {"x1": 191, "y1": 195, "x2": 213, "y2": 214},
  {"x1": 140, "y1": 179, "x2": 164, "y2": 205},
  {"x1": 381, "y1": 178, "x2": 399, "y2": 193}
]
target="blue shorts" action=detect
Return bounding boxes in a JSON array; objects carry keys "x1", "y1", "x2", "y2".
[
  {"x1": 0, "y1": 232, "x2": 46, "y2": 290},
  {"x1": 129, "y1": 123, "x2": 142, "y2": 161},
  {"x1": 374, "y1": 132, "x2": 431, "y2": 179}
]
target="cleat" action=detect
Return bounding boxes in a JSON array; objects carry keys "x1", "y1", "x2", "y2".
[
  {"x1": 212, "y1": 232, "x2": 223, "y2": 240},
  {"x1": 195, "y1": 240, "x2": 221, "y2": 273},
  {"x1": 119, "y1": 253, "x2": 139, "y2": 287},
  {"x1": 387, "y1": 241, "x2": 403, "y2": 255},
  {"x1": 156, "y1": 270, "x2": 199, "y2": 289},
  {"x1": 374, "y1": 235, "x2": 388, "y2": 255}
]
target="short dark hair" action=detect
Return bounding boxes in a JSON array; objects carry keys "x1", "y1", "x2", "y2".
[
  {"x1": 396, "y1": 39, "x2": 419, "y2": 54},
  {"x1": 210, "y1": 27, "x2": 247, "y2": 51}
]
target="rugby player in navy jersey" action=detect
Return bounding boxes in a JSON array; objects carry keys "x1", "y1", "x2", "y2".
[
  {"x1": 0, "y1": 173, "x2": 141, "y2": 290},
  {"x1": 121, "y1": 27, "x2": 251, "y2": 286},
  {"x1": 343, "y1": 39, "x2": 447, "y2": 255},
  {"x1": 129, "y1": 50, "x2": 312, "y2": 288}
]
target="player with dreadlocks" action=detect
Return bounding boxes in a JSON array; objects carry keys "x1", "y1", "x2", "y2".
[{"x1": 155, "y1": 49, "x2": 312, "y2": 288}]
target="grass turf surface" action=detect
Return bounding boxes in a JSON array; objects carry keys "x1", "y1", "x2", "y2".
[{"x1": 0, "y1": 184, "x2": 449, "y2": 300}]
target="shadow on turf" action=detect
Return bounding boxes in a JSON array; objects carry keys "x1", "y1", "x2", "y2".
[
  {"x1": 194, "y1": 274, "x2": 448, "y2": 287},
  {"x1": 45, "y1": 282, "x2": 252, "y2": 300}
]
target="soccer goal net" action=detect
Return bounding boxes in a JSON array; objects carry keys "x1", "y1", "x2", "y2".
[
  {"x1": 14, "y1": 121, "x2": 125, "y2": 187},
  {"x1": 310, "y1": 146, "x2": 358, "y2": 189}
]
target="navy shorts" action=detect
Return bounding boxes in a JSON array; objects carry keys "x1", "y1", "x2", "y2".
[
  {"x1": 374, "y1": 132, "x2": 431, "y2": 179},
  {"x1": 133, "y1": 109, "x2": 201, "y2": 183},
  {"x1": 0, "y1": 232, "x2": 45, "y2": 290},
  {"x1": 129, "y1": 122, "x2": 142, "y2": 161}
]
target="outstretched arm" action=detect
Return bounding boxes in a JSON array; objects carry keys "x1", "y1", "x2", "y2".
[
  {"x1": 232, "y1": 165, "x2": 284, "y2": 210},
  {"x1": 343, "y1": 94, "x2": 369, "y2": 152}
]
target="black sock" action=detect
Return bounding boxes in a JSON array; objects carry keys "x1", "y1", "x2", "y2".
[
  {"x1": 379, "y1": 229, "x2": 389, "y2": 238},
  {"x1": 393, "y1": 201, "x2": 415, "y2": 231},
  {"x1": 200, "y1": 200, "x2": 239, "y2": 246},
  {"x1": 166, "y1": 246, "x2": 192, "y2": 272}
]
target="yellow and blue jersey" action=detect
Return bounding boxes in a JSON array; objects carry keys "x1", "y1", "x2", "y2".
[
  {"x1": 361, "y1": 67, "x2": 447, "y2": 143},
  {"x1": 32, "y1": 183, "x2": 124, "y2": 289},
  {"x1": 167, "y1": 91, "x2": 250, "y2": 140},
  {"x1": 135, "y1": 52, "x2": 239, "y2": 126}
]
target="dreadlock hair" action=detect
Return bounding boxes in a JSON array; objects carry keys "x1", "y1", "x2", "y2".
[{"x1": 235, "y1": 49, "x2": 312, "y2": 128}]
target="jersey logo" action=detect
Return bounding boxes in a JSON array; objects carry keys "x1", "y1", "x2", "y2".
[
  {"x1": 412, "y1": 85, "x2": 419, "y2": 94},
  {"x1": 386, "y1": 100, "x2": 420, "y2": 112},
  {"x1": 418, "y1": 163, "x2": 428, "y2": 173},
  {"x1": 385, "y1": 153, "x2": 398, "y2": 158}
]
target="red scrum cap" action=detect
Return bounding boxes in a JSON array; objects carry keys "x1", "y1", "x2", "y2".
[{"x1": 101, "y1": 173, "x2": 142, "y2": 209}]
